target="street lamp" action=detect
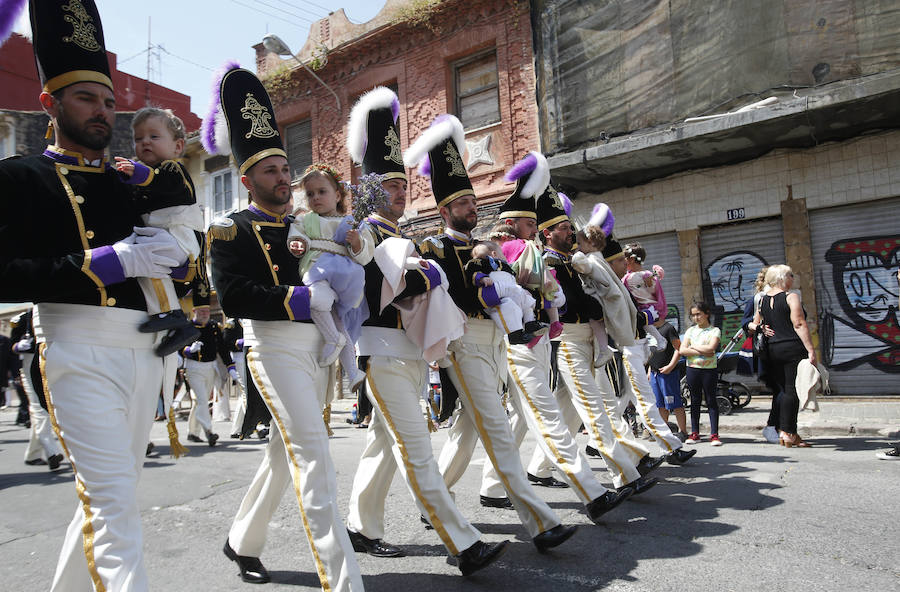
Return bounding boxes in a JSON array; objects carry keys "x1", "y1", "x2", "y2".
[{"x1": 262, "y1": 34, "x2": 341, "y2": 114}]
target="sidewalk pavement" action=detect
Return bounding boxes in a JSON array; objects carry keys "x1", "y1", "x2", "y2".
[{"x1": 713, "y1": 395, "x2": 900, "y2": 439}]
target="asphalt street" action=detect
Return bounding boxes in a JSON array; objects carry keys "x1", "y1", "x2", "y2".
[{"x1": 0, "y1": 401, "x2": 897, "y2": 592}]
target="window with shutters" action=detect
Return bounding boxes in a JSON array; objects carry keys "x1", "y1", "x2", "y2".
[
  {"x1": 286, "y1": 119, "x2": 312, "y2": 181},
  {"x1": 453, "y1": 50, "x2": 500, "y2": 130},
  {"x1": 212, "y1": 170, "x2": 233, "y2": 216}
]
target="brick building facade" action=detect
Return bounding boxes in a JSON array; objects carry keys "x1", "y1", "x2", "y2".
[{"x1": 254, "y1": 0, "x2": 538, "y2": 227}]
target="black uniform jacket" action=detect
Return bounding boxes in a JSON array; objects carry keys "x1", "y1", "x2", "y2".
[
  {"x1": 208, "y1": 206, "x2": 312, "y2": 323},
  {"x1": 0, "y1": 149, "x2": 148, "y2": 310},
  {"x1": 182, "y1": 321, "x2": 233, "y2": 366},
  {"x1": 359, "y1": 215, "x2": 433, "y2": 330},
  {"x1": 543, "y1": 247, "x2": 603, "y2": 324},
  {"x1": 419, "y1": 233, "x2": 500, "y2": 320}
]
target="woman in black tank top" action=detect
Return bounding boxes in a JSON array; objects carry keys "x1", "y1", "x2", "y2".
[{"x1": 753, "y1": 265, "x2": 817, "y2": 448}]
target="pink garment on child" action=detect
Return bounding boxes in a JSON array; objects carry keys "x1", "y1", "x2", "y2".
[
  {"x1": 623, "y1": 270, "x2": 666, "y2": 314},
  {"x1": 501, "y1": 238, "x2": 526, "y2": 264}
]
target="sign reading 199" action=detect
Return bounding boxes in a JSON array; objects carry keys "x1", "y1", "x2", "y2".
[{"x1": 727, "y1": 208, "x2": 746, "y2": 221}]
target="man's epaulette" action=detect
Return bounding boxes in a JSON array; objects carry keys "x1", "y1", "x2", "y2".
[
  {"x1": 419, "y1": 236, "x2": 445, "y2": 258},
  {"x1": 207, "y1": 216, "x2": 237, "y2": 244},
  {"x1": 543, "y1": 251, "x2": 565, "y2": 267}
]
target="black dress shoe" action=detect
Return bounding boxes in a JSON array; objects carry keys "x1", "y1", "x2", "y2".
[
  {"x1": 155, "y1": 324, "x2": 202, "y2": 357},
  {"x1": 140, "y1": 310, "x2": 191, "y2": 333},
  {"x1": 533, "y1": 524, "x2": 578, "y2": 552},
  {"x1": 452, "y1": 540, "x2": 509, "y2": 575},
  {"x1": 618, "y1": 476, "x2": 659, "y2": 496},
  {"x1": 224, "y1": 540, "x2": 271, "y2": 584},
  {"x1": 48, "y1": 453, "x2": 64, "y2": 471},
  {"x1": 347, "y1": 529, "x2": 404, "y2": 557},
  {"x1": 528, "y1": 473, "x2": 569, "y2": 488},
  {"x1": 187, "y1": 434, "x2": 203, "y2": 443},
  {"x1": 257, "y1": 428, "x2": 269, "y2": 440},
  {"x1": 636, "y1": 454, "x2": 666, "y2": 476},
  {"x1": 479, "y1": 495, "x2": 514, "y2": 509},
  {"x1": 207, "y1": 432, "x2": 219, "y2": 447},
  {"x1": 666, "y1": 448, "x2": 697, "y2": 465},
  {"x1": 586, "y1": 488, "x2": 633, "y2": 523},
  {"x1": 145, "y1": 442, "x2": 155, "y2": 457},
  {"x1": 25, "y1": 458, "x2": 48, "y2": 466},
  {"x1": 585, "y1": 444, "x2": 602, "y2": 458},
  {"x1": 524, "y1": 320, "x2": 549, "y2": 336}
]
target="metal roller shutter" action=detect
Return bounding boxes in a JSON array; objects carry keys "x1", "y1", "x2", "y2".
[
  {"x1": 809, "y1": 197, "x2": 900, "y2": 395},
  {"x1": 618, "y1": 232, "x2": 685, "y2": 333},
  {"x1": 700, "y1": 218, "x2": 786, "y2": 343}
]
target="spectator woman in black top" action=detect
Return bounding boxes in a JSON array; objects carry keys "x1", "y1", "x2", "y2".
[{"x1": 752, "y1": 265, "x2": 816, "y2": 448}]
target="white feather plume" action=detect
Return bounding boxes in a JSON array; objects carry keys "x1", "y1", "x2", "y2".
[
  {"x1": 403, "y1": 115, "x2": 466, "y2": 169},
  {"x1": 347, "y1": 86, "x2": 399, "y2": 164}
]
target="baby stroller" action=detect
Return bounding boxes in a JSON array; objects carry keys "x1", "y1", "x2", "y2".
[{"x1": 679, "y1": 328, "x2": 752, "y2": 416}]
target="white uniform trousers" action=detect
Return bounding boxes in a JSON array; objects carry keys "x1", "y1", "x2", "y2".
[
  {"x1": 478, "y1": 402, "x2": 557, "y2": 498},
  {"x1": 505, "y1": 339, "x2": 608, "y2": 504},
  {"x1": 35, "y1": 303, "x2": 163, "y2": 592},
  {"x1": 184, "y1": 359, "x2": 216, "y2": 437},
  {"x1": 617, "y1": 340, "x2": 683, "y2": 455},
  {"x1": 554, "y1": 325, "x2": 643, "y2": 488},
  {"x1": 346, "y1": 346, "x2": 480, "y2": 556},
  {"x1": 20, "y1": 352, "x2": 63, "y2": 463},
  {"x1": 437, "y1": 319, "x2": 560, "y2": 537},
  {"x1": 228, "y1": 321, "x2": 362, "y2": 592},
  {"x1": 229, "y1": 351, "x2": 247, "y2": 435}
]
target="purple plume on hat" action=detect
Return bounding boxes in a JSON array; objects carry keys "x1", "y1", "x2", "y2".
[
  {"x1": 419, "y1": 155, "x2": 432, "y2": 177},
  {"x1": 202, "y1": 60, "x2": 240, "y2": 155},
  {"x1": 505, "y1": 153, "x2": 537, "y2": 183},
  {"x1": 559, "y1": 191, "x2": 572, "y2": 217},
  {"x1": 588, "y1": 202, "x2": 614, "y2": 238},
  {"x1": 0, "y1": 0, "x2": 27, "y2": 46}
]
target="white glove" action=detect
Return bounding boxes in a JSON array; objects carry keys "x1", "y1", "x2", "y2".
[
  {"x1": 571, "y1": 251, "x2": 592, "y2": 274},
  {"x1": 13, "y1": 337, "x2": 34, "y2": 352},
  {"x1": 228, "y1": 367, "x2": 241, "y2": 382},
  {"x1": 551, "y1": 287, "x2": 566, "y2": 309},
  {"x1": 133, "y1": 226, "x2": 187, "y2": 263},
  {"x1": 308, "y1": 281, "x2": 337, "y2": 312},
  {"x1": 187, "y1": 341, "x2": 202, "y2": 354},
  {"x1": 112, "y1": 230, "x2": 180, "y2": 279},
  {"x1": 405, "y1": 256, "x2": 428, "y2": 270}
]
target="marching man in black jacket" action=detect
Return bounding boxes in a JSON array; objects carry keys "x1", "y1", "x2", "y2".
[
  {"x1": 206, "y1": 65, "x2": 361, "y2": 591},
  {"x1": 0, "y1": 2, "x2": 188, "y2": 589},
  {"x1": 408, "y1": 115, "x2": 576, "y2": 553}
]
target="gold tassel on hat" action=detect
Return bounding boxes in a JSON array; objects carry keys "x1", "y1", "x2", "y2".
[
  {"x1": 44, "y1": 121, "x2": 53, "y2": 140},
  {"x1": 167, "y1": 407, "x2": 189, "y2": 458}
]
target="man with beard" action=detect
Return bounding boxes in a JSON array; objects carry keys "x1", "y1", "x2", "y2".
[
  {"x1": 408, "y1": 116, "x2": 577, "y2": 553},
  {"x1": 206, "y1": 66, "x2": 361, "y2": 591},
  {"x1": 0, "y1": 2, "x2": 187, "y2": 589},
  {"x1": 343, "y1": 88, "x2": 507, "y2": 575}
]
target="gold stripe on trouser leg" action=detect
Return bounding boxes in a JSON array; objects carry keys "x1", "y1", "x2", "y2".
[
  {"x1": 449, "y1": 350, "x2": 557, "y2": 536},
  {"x1": 364, "y1": 356, "x2": 480, "y2": 556},
  {"x1": 346, "y1": 362, "x2": 398, "y2": 540},
  {"x1": 598, "y1": 361, "x2": 651, "y2": 463},
  {"x1": 506, "y1": 343, "x2": 606, "y2": 504},
  {"x1": 621, "y1": 345, "x2": 677, "y2": 453},
  {"x1": 495, "y1": 308, "x2": 511, "y2": 334},
  {"x1": 151, "y1": 278, "x2": 171, "y2": 311},
  {"x1": 480, "y1": 401, "x2": 528, "y2": 498},
  {"x1": 247, "y1": 351, "x2": 360, "y2": 592},
  {"x1": 557, "y1": 340, "x2": 639, "y2": 487},
  {"x1": 39, "y1": 343, "x2": 106, "y2": 592}
]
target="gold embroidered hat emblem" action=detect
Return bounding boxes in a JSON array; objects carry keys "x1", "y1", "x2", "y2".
[
  {"x1": 443, "y1": 142, "x2": 467, "y2": 177},
  {"x1": 61, "y1": 0, "x2": 101, "y2": 52},
  {"x1": 548, "y1": 186, "x2": 563, "y2": 211},
  {"x1": 384, "y1": 127, "x2": 403, "y2": 165},
  {"x1": 241, "y1": 93, "x2": 277, "y2": 139}
]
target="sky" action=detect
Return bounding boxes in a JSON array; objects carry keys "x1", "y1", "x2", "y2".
[{"x1": 13, "y1": 0, "x2": 388, "y2": 117}]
